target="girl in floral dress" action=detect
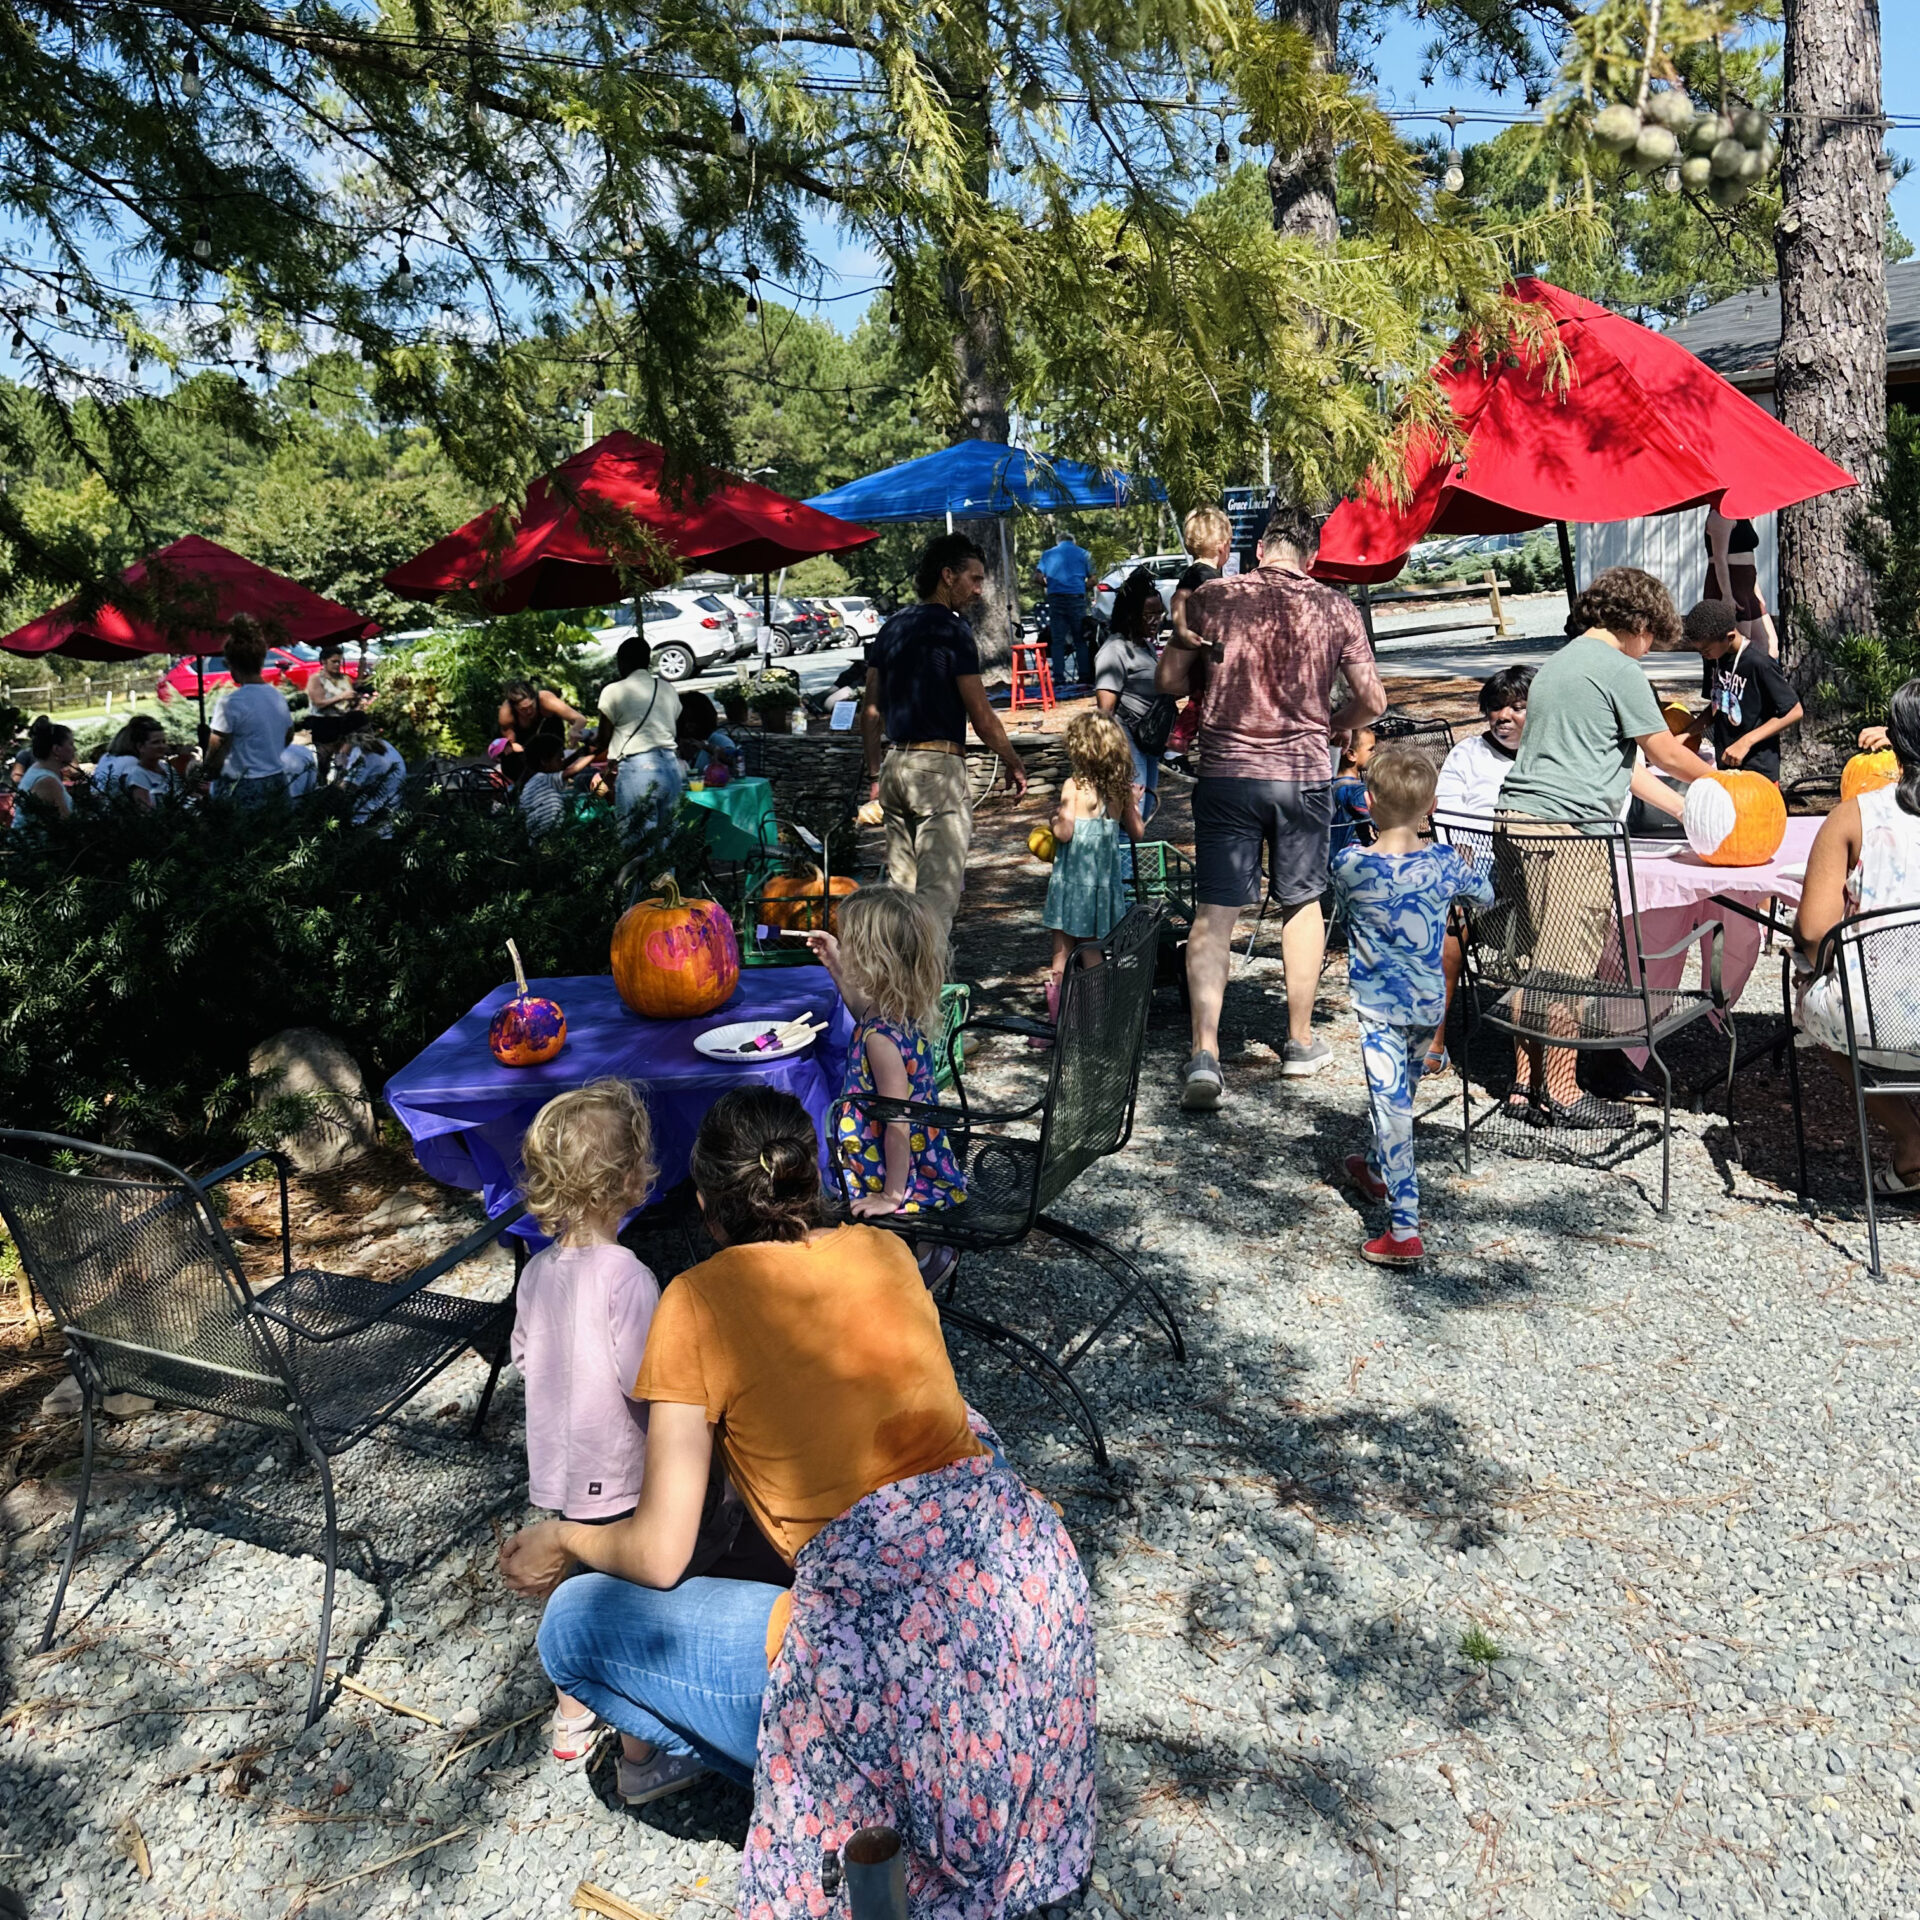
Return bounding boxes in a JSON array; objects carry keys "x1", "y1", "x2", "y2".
[{"x1": 809, "y1": 885, "x2": 966, "y2": 1223}]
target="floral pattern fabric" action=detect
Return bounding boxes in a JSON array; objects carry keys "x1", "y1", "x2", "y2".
[
  {"x1": 741, "y1": 1446, "x2": 1098, "y2": 1920},
  {"x1": 834, "y1": 1015, "x2": 967, "y2": 1212}
]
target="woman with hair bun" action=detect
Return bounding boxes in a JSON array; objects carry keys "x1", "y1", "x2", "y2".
[
  {"x1": 497, "y1": 1086, "x2": 1096, "y2": 1919},
  {"x1": 11, "y1": 717, "x2": 74, "y2": 832},
  {"x1": 1796, "y1": 676, "x2": 1920, "y2": 1195}
]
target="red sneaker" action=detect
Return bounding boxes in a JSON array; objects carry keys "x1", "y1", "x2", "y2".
[
  {"x1": 1360, "y1": 1229, "x2": 1424, "y2": 1267},
  {"x1": 1343, "y1": 1153, "x2": 1389, "y2": 1202}
]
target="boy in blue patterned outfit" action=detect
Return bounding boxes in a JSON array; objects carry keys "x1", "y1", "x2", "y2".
[{"x1": 1330, "y1": 744, "x2": 1493, "y2": 1266}]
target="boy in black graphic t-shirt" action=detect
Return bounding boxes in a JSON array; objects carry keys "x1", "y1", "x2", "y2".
[{"x1": 1683, "y1": 598, "x2": 1804, "y2": 783}]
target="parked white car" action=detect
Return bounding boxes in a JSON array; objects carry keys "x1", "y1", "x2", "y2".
[
  {"x1": 1091, "y1": 553, "x2": 1189, "y2": 625},
  {"x1": 590, "y1": 589, "x2": 737, "y2": 681},
  {"x1": 824, "y1": 596, "x2": 883, "y2": 641}
]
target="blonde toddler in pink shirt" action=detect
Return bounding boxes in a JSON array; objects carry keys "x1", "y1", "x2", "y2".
[{"x1": 510, "y1": 1077, "x2": 661, "y2": 1762}]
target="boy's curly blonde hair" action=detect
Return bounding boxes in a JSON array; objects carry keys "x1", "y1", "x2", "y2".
[
  {"x1": 520, "y1": 1078, "x2": 657, "y2": 1238},
  {"x1": 835, "y1": 884, "x2": 946, "y2": 1030}
]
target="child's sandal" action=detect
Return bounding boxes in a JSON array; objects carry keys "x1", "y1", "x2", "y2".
[{"x1": 551, "y1": 1703, "x2": 600, "y2": 1762}]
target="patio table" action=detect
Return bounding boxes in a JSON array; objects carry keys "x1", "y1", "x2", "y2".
[
  {"x1": 683, "y1": 775, "x2": 775, "y2": 860},
  {"x1": 384, "y1": 965, "x2": 852, "y2": 1237}
]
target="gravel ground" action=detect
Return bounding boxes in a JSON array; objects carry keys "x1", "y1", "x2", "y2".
[{"x1": 5, "y1": 761, "x2": 1920, "y2": 1920}]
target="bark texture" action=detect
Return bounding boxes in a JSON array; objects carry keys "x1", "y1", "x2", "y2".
[
  {"x1": 944, "y1": 260, "x2": 1017, "y2": 666},
  {"x1": 1775, "y1": 0, "x2": 1886, "y2": 646},
  {"x1": 1267, "y1": 0, "x2": 1340, "y2": 246}
]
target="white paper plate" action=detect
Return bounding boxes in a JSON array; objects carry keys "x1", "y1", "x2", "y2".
[
  {"x1": 1777, "y1": 862, "x2": 1808, "y2": 884},
  {"x1": 694, "y1": 1019, "x2": 819, "y2": 1061}
]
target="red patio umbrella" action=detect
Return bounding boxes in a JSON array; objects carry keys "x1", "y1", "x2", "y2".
[
  {"x1": 385, "y1": 431, "x2": 880, "y2": 613},
  {"x1": 1, "y1": 534, "x2": 379, "y2": 732},
  {"x1": 1312, "y1": 277, "x2": 1857, "y2": 586},
  {"x1": 1, "y1": 534, "x2": 380, "y2": 659}
]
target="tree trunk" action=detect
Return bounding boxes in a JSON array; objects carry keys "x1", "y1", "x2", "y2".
[
  {"x1": 1267, "y1": 0, "x2": 1340, "y2": 247},
  {"x1": 1775, "y1": 0, "x2": 1885, "y2": 651}
]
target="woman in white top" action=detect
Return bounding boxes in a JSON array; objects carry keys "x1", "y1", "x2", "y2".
[
  {"x1": 11, "y1": 718, "x2": 74, "y2": 833},
  {"x1": 1797, "y1": 679, "x2": 1920, "y2": 1195},
  {"x1": 592, "y1": 634, "x2": 682, "y2": 845},
  {"x1": 1434, "y1": 665, "x2": 1532, "y2": 819},
  {"x1": 202, "y1": 619, "x2": 294, "y2": 803},
  {"x1": 94, "y1": 716, "x2": 177, "y2": 811}
]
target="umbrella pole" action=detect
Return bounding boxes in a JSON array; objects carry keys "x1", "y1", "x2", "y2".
[
  {"x1": 1556, "y1": 520, "x2": 1578, "y2": 612},
  {"x1": 197, "y1": 670, "x2": 207, "y2": 750}
]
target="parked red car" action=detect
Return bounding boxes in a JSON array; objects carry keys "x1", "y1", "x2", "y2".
[{"x1": 155, "y1": 646, "x2": 361, "y2": 703}]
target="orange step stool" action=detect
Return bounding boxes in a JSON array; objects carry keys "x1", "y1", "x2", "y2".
[{"x1": 1009, "y1": 639, "x2": 1057, "y2": 712}]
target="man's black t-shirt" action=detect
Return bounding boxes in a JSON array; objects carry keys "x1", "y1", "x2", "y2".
[
  {"x1": 1701, "y1": 643, "x2": 1799, "y2": 780},
  {"x1": 866, "y1": 602, "x2": 981, "y2": 747}
]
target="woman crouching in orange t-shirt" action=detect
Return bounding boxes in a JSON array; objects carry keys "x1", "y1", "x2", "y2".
[{"x1": 497, "y1": 1087, "x2": 1096, "y2": 1920}]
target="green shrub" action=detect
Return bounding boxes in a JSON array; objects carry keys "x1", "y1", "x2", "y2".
[
  {"x1": 1835, "y1": 404, "x2": 1920, "y2": 719},
  {"x1": 0, "y1": 782, "x2": 706, "y2": 1162},
  {"x1": 375, "y1": 609, "x2": 607, "y2": 760}
]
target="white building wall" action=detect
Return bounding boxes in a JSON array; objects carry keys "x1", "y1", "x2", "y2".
[{"x1": 1576, "y1": 507, "x2": 1778, "y2": 613}]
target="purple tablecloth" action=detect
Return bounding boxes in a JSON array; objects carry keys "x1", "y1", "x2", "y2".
[{"x1": 384, "y1": 967, "x2": 853, "y2": 1231}]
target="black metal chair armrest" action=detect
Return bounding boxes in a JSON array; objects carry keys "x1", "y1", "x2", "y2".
[
  {"x1": 195, "y1": 1147, "x2": 294, "y2": 1277},
  {"x1": 247, "y1": 1201, "x2": 528, "y2": 1344},
  {"x1": 960, "y1": 1010, "x2": 1054, "y2": 1041},
  {"x1": 1638, "y1": 914, "x2": 1727, "y2": 1005}
]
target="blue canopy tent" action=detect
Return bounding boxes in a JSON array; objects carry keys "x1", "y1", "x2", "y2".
[{"x1": 805, "y1": 441, "x2": 1166, "y2": 525}]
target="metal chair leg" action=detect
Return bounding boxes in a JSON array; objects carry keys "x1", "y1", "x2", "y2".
[
  {"x1": 38, "y1": 1374, "x2": 96, "y2": 1652},
  {"x1": 1036, "y1": 1214, "x2": 1186, "y2": 1363},
  {"x1": 295, "y1": 1426, "x2": 340, "y2": 1727},
  {"x1": 1783, "y1": 954, "x2": 1810, "y2": 1208},
  {"x1": 1722, "y1": 1016, "x2": 1742, "y2": 1168},
  {"x1": 470, "y1": 1342, "x2": 507, "y2": 1438},
  {"x1": 1853, "y1": 1063, "x2": 1883, "y2": 1279},
  {"x1": 1650, "y1": 1049, "x2": 1675, "y2": 1216},
  {"x1": 938, "y1": 1300, "x2": 1108, "y2": 1471}
]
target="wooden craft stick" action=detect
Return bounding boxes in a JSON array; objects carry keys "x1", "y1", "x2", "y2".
[
  {"x1": 289, "y1": 1826, "x2": 470, "y2": 1909},
  {"x1": 572, "y1": 1883, "x2": 664, "y2": 1920},
  {"x1": 328, "y1": 1671, "x2": 445, "y2": 1726}
]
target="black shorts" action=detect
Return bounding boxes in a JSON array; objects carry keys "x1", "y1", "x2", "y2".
[
  {"x1": 308, "y1": 712, "x2": 357, "y2": 746},
  {"x1": 1192, "y1": 776, "x2": 1333, "y2": 909}
]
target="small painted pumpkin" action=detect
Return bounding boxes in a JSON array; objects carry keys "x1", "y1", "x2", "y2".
[
  {"x1": 612, "y1": 874, "x2": 740, "y2": 1018},
  {"x1": 1682, "y1": 768, "x2": 1787, "y2": 867},
  {"x1": 758, "y1": 864, "x2": 859, "y2": 933},
  {"x1": 488, "y1": 940, "x2": 566, "y2": 1066},
  {"x1": 1028, "y1": 824, "x2": 1057, "y2": 863},
  {"x1": 1841, "y1": 749, "x2": 1899, "y2": 803}
]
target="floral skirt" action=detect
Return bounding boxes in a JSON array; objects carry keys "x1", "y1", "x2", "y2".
[{"x1": 740, "y1": 1449, "x2": 1097, "y2": 1920}]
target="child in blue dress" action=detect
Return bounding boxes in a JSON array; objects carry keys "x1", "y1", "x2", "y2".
[
  {"x1": 809, "y1": 885, "x2": 967, "y2": 1226},
  {"x1": 1330, "y1": 744, "x2": 1493, "y2": 1266},
  {"x1": 1042, "y1": 712, "x2": 1145, "y2": 1024}
]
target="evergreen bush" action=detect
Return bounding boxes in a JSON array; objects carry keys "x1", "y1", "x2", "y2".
[{"x1": 0, "y1": 783, "x2": 695, "y2": 1162}]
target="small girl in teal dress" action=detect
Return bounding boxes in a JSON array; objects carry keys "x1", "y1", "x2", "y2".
[
  {"x1": 1042, "y1": 711, "x2": 1146, "y2": 1023},
  {"x1": 809, "y1": 885, "x2": 966, "y2": 1219}
]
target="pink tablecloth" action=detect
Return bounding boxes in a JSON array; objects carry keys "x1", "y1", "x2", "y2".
[{"x1": 1624, "y1": 813, "x2": 1823, "y2": 1029}]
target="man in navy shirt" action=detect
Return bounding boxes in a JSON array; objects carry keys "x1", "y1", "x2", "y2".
[
  {"x1": 861, "y1": 534, "x2": 1029, "y2": 935},
  {"x1": 1034, "y1": 533, "x2": 1094, "y2": 687}
]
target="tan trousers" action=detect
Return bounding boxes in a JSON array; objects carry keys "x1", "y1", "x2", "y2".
[{"x1": 879, "y1": 749, "x2": 973, "y2": 936}]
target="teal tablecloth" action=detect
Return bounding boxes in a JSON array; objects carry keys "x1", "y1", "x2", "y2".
[{"x1": 683, "y1": 775, "x2": 776, "y2": 859}]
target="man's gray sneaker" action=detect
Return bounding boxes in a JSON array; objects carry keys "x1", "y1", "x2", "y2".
[
  {"x1": 1179, "y1": 1050, "x2": 1224, "y2": 1110},
  {"x1": 1281, "y1": 1037, "x2": 1334, "y2": 1078}
]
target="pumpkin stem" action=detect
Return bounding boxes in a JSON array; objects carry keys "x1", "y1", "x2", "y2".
[
  {"x1": 506, "y1": 938, "x2": 530, "y2": 998},
  {"x1": 648, "y1": 871, "x2": 684, "y2": 910}
]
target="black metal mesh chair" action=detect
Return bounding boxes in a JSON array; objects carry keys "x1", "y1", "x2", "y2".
[
  {"x1": 0, "y1": 1132, "x2": 524, "y2": 1724},
  {"x1": 1436, "y1": 811, "x2": 1735, "y2": 1213},
  {"x1": 1803, "y1": 903, "x2": 1920, "y2": 1276},
  {"x1": 1125, "y1": 840, "x2": 1196, "y2": 1004},
  {"x1": 827, "y1": 905, "x2": 1180, "y2": 1467},
  {"x1": 1374, "y1": 709, "x2": 1456, "y2": 753}
]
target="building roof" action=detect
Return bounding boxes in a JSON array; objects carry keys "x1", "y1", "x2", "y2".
[{"x1": 1663, "y1": 261, "x2": 1920, "y2": 390}]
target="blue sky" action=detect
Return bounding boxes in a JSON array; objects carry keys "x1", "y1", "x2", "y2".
[{"x1": 803, "y1": 16, "x2": 1920, "y2": 330}]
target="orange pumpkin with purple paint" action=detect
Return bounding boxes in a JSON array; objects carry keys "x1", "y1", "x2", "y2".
[
  {"x1": 489, "y1": 941, "x2": 567, "y2": 1066},
  {"x1": 611, "y1": 875, "x2": 740, "y2": 1018}
]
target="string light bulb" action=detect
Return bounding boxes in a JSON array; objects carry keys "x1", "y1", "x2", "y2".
[
  {"x1": 193, "y1": 221, "x2": 212, "y2": 263},
  {"x1": 602, "y1": 269, "x2": 615, "y2": 296},
  {"x1": 987, "y1": 127, "x2": 1005, "y2": 170},
  {"x1": 1214, "y1": 137, "x2": 1231, "y2": 173},
  {"x1": 744, "y1": 261, "x2": 760, "y2": 319},
  {"x1": 886, "y1": 288, "x2": 897, "y2": 327},
  {"x1": 1661, "y1": 162, "x2": 1683, "y2": 194},
  {"x1": 394, "y1": 250, "x2": 415, "y2": 296},
  {"x1": 1440, "y1": 107, "x2": 1466, "y2": 194},
  {"x1": 771, "y1": 394, "x2": 783, "y2": 418},
  {"x1": 908, "y1": 400, "x2": 919, "y2": 428},
  {"x1": 180, "y1": 48, "x2": 203, "y2": 98},
  {"x1": 728, "y1": 101, "x2": 749, "y2": 157},
  {"x1": 54, "y1": 282, "x2": 68, "y2": 317},
  {"x1": 843, "y1": 385, "x2": 857, "y2": 425},
  {"x1": 10, "y1": 328, "x2": 22, "y2": 353}
]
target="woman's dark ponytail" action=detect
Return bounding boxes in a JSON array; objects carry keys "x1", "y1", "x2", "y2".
[
  {"x1": 28, "y1": 715, "x2": 68, "y2": 761},
  {"x1": 1889, "y1": 677, "x2": 1920, "y2": 819},
  {"x1": 690, "y1": 1087, "x2": 825, "y2": 1245}
]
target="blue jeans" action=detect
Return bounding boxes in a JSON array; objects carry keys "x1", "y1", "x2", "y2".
[
  {"x1": 614, "y1": 747, "x2": 682, "y2": 845},
  {"x1": 1047, "y1": 595, "x2": 1088, "y2": 686},
  {"x1": 538, "y1": 1573, "x2": 781, "y2": 1787},
  {"x1": 1127, "y1": 736, "x2": 1160, "y2": 825}
]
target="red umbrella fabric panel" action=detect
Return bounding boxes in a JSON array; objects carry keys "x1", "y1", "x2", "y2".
[
  {"x1": 386, "y1": 431, "x2": 880, "y2": 614},
  {"x1": 0, "y1": 534, "x2": 380, "y2": 661},
  {"x1": 1314, "y1": 277, "x2": 1857, "y2": 584}
]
